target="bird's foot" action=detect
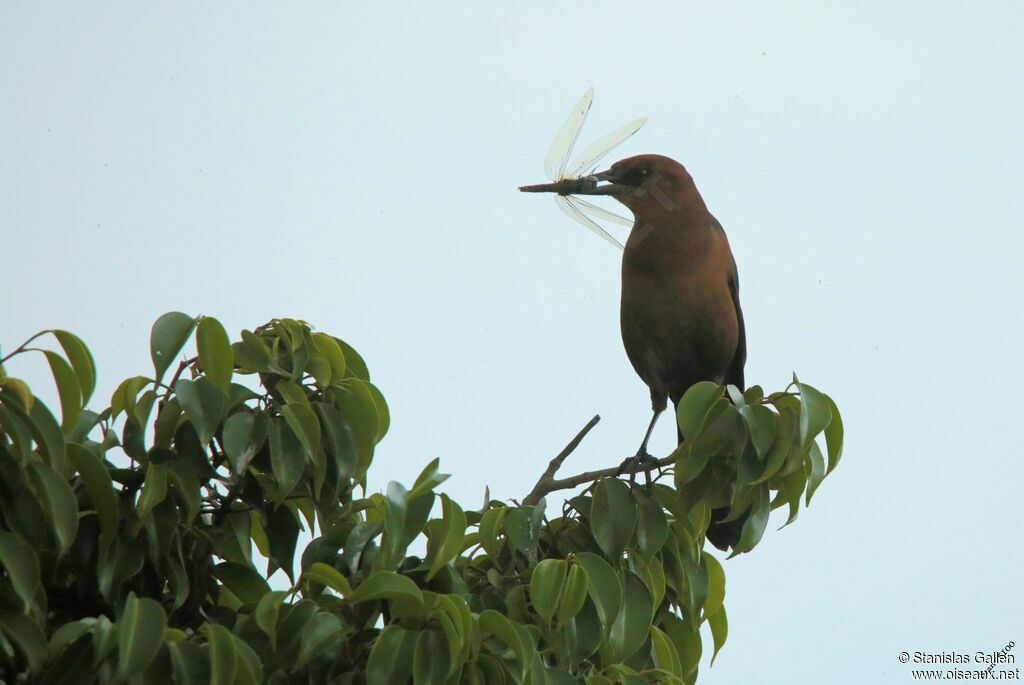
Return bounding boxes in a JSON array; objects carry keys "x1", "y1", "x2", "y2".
[{"x1": 616, "y1": 450, "x2": 660, "y2": 485}]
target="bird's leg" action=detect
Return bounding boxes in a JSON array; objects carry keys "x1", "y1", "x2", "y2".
[{"x1": 617, "y1": 407, "x2": 664, "y2": 485}]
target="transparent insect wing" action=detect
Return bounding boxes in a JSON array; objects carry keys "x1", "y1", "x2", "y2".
[
  {"x1": 544, "y1": 87, "x2": 594, "y2": 182},
  {"x1": 569, "y1": 196, "x2": 634, "y2": 227},
  {"x1": 555, "y1": 195, "x2": 624, "y2": 249},
  {"x1": 568, "y1": 116, "x2": 647, "y2": 179}
]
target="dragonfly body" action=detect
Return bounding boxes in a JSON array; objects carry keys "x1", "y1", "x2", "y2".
[{"x1": 518, "y1": 176, "x2": 597, "y2": 195}]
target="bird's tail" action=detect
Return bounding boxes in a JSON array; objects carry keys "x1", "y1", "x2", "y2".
[{"x1": 676, "y1": 425, "x2": 748, "y2": 552}]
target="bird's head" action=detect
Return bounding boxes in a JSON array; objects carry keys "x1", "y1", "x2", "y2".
[{"x1": 575, "y1": 154, "x2": 705, "y2": 216}]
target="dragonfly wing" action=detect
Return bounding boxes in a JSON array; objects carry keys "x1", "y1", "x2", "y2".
[
  {"x1": 570, "y1": 196, "x2": 634, "y2": 227},
  {"x1": 555, "y1": 195, "x2": 624, "y2": 249},
  {"x1": 544, "y1": 88, "x2": 594, "y2": 181},
  {"x1": 568, "y1": 116, "x2": 647, "y2": 178}
]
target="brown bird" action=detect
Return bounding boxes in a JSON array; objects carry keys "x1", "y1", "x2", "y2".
[{"x1": 529, "y1": 154, "x2": 747, "y2": 551}]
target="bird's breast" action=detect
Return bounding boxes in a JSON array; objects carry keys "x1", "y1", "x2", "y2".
[{"x1": 619, "y1": 229, "x2": 739, "y2": 400}]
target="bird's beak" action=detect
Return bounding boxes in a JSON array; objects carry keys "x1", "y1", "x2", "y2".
[
  {"x1": 518, "y1": 169, "x2": 630, "y2": 196},
  {"x1": 571, "y1": 169, "x2": 630, "y2": 196}
]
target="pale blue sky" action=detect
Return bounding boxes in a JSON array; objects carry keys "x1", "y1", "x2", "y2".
[{"x1": 2, "y1": 3, "x2": 1022, "y2": 683}]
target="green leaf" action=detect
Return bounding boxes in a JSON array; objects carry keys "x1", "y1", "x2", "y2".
[
  {"x1": 780, "y1": 467, "x2": 806, "y2": 528},
  {"x1": 150, "y1": 312, "x2": 197, "y2": 384},
  {"x1": 116, "y1": 592, "x2": 167, "y2": 681},
  {"x1": 222, "y1": 411, "x2": 267, "y2": 474},
  {"x1": 234, "y1": 329, "x2": 273, "y2": 373},
  {"x1": 295, "y1": 612, "x2": 343, "y2": 670},
  {"x1": 556, "y1": 563, "x2": 589, "y2": 629},
  {"x1": 196, "y1": 317, "x2": 234, "y2": 395},
  {"x1": 90, "y1": 614, "x2": 118, "y2": 668},
  {"x1": 0, "y1": 611, "x2": 47, "y2": 673},
  {"x1": 413, "y1": 630, "x2": 450, "y2": 685},
  {"x1": 168, "y1": 641, "x2": 210, "y2": 684},
  {"x1": 303, "y1": 562, "x2": 352, "y2": 597},
  {"x1": 676, "y1": 381, "x2": 724, "y2": 441},
  {"x1": 254, "y1": 591, "x2": 287, "y2": 648},
  {"x1": 233, "y1": 637, "x2": 263, "y2": 685},
  {"x1": 608, "y1": 571, "x2": 654, "y2": 662},
  {"x1": 0, "y1": 377, "x2": 34, "y2": 409},
  {"x1": 661, "y1": 612, "x2": 701, "y2": 678},
  {"x1": 408, "y1": 457, "x2": 450, "y2": 499},
  {"x1": 0, "y1": 399, "x2": 32, "y2": 459},
  {"x1": 174, "y1": 378, "x2": 226, "y2": 445},
  {"x1": 315, "y1": 402, "x2": 357, "y2": 480},
  {"x1": 805, "y1": 441, "x2": 827, "y2": 505},
  {"x1": 347, "y1": 571, "x2": 424, "y2": 606},
  {"x1": 365, "y1": 381, "x2": 390, "y2": 443},
  {"x1": 136, "y1": 463, "x2": 168, "y2": 521},
  {"x1": 708, "y1": 605, "x2": 728, "y2": 665},
  {"x1": 478, "y1": 506, "x2": 507, "y2": 558},
  {"x1": 753, "y1": 406, "x2": 795, "y2": 483},
  {"x1": 650, "y1": 625, "x2": 683, "y2": 677},
  {"x1": 796, "y1": 379, "x2": 832, "y2": 452},
  {"x1": 212, "y1": 562, "x2": 271, "y2": 605},
  {"x1": 281, "y1": 402, "x2": 321, "y2": 459},
  {"x1": 311, "y1": 333, "x2": 346, "y2": 384},
  {"x1": 265, "y1": 505, "x2": 300, "y2": 584},
  {"x1": 97, "y1": 535, "x2": 145, "y2": 600},
  {"x1": 52, "y1": 330, "x2": 96, "y2": 408},
  {"x1": 330, "y1": 380, "x2": 382, "y2": 477},
  {"x1": 529, "y1": 559, "x2": 568, "y2": 624},
  {"x1": 634, "y1": 485, "x2": 668, "y2": 559},
  {"x1": 823, "y1": 393, "x2": 844, "y2": 474},
  {"x1": 206, "y1": 623, "x2": 237, "y2": 685},
  {"x1": 29, "y1": 394, "x2": 67, "y2": 473},
  {"x1": 591, "y1": 478, "x2": 637, "y2": 560},
  {"x1": 689, "y1": 402, "x2": 745, "y2": 459},
  {"x1": 334, "y1": 337, "x2": 369, "y2": 380},
  {"x1": 729, "y1": 486, "x2": 770, "y2": 557},
  {"x1": 28, "y1": 461, "x2": 78, "y2": 556},
  {"x1": 269, "y1": 417, "x2": 305, "y2": 500},
  {"x1": 110, "y1": 376, "x2": 149, "y2": 422},
  {"x1": 479, "y1": 610, "x2": 530, "y2": 676},
  {"x1": 366, "y1": 625, "x2": 416, "y2": 685},
  {"x1": 428, "y1": 494, "x2": 467, "y2": 580},
  {"x1": 48, "y1": 620, "x2": 94, "y2": 660},
  {"x1": 0, "y1": 531, "x2": 41, "y2": 612},
  {"x1": 44, "y1": 350, "x2": 82, "y2": 430},
  {"x1": 702, "y1": 552, "x2": 725, "y2": 619},
  {"x1": 274, "y1": 380, "x2": 308, "y2": 406},
  {"x1": 586, "y1": 677, "x2": 615, "y2": 685},
  {"x1": 574, "y1": 552, "x2": 622, "y2": 636},
  {"x1": 738, "y1": 403, "x2": 777, "y2": 458},
  {"x1": 68, "y1": 444, "x2": 118, "y2": 551},
  {"x1": 380, "y1": 480, "x2": 433, "y2": 568},
  {"x1": 504, "y1": 501, "x2": 543, "y2": 563}
]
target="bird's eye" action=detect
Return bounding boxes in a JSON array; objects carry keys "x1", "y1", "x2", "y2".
[{"x1": 626, "y1": 168, "x2": 649, "y2": 185}]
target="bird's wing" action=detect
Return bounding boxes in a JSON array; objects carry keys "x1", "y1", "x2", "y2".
[
  {"x1": 725, "y1": 259, "x2": 747, "y2": 391},
  {"x1": 567, "y1": 117, "x2": 647, "y2": 179},
  {"x1": 545, "y1": 88, "x2": 594, "y2": 181},
  {"x1": 556, "y1": 195, "x2": 624, "y2": 249},
  {"x1": 569, "y1": 196, "x2": 633, "y2": 226}
]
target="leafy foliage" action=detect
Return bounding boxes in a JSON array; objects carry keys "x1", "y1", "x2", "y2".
[{"x1": 0, "y1": 315, "x2": 842, "y2": 683}]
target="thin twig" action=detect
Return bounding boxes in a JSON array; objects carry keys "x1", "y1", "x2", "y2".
[
  {"x1": 0, "y1": 331, "x2": 48, "y2": 365},
  {"x1": 527, "y1": 453, "x2": 676, "y2": 504},
  {"x1": 162, "y1": 356, "x2": 198, "y2": 402},
  {"x1": 522, "y1": 414, "x2": 681, "y2": 505}
]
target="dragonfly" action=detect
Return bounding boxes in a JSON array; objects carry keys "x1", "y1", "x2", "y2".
[{"x1": 519, "y1": 88, "x2": 646, "y2": 249}]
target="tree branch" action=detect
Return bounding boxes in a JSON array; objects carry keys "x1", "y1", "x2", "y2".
[{"x1": 522, "y1": 416, "x2": 676, "y2": 505}]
